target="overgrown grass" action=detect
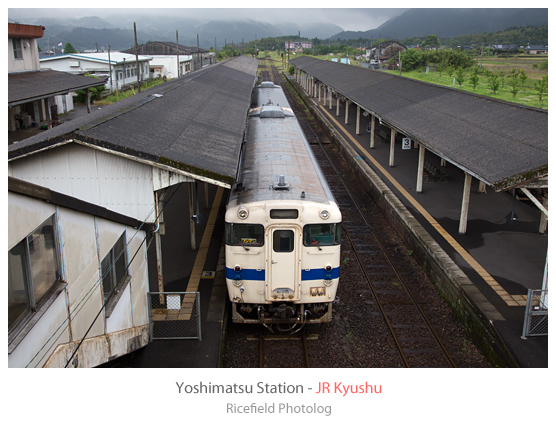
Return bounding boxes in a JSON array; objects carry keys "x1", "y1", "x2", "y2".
[{"x1": 95, "y1": 78, "x2": 168, "y2": 105}]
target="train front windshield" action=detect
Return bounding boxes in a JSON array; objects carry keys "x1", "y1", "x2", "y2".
[
  {"x1": 225, "y1": 223, "x2": 264, "y2": 247},
  {"x1": 303, "y1": 223, "x2": 342, "y2": 247}
]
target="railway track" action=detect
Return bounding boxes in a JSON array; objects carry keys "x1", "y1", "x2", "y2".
[
  {"x1": 222, "y1": 59, "x2": 489, "y2": 368},
  {"x1": 257, "y1": 330, "x2": 313, "y2": 368},
  {"x1": 272, "y1": 63, "x2": 457, "y2": 368}
]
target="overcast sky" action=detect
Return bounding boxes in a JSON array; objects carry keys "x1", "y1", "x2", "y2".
[{"x1": 9, "y1": 4, "x2": 409, "y2": 32}]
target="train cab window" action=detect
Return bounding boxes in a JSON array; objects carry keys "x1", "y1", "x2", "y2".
[
  {"x1": 273, "y1": 230, "x2": 294, "y2": 253},
  {"x1": 225, "y1": 223, "x2": 264, "y2": 247},
  {"x1": 303, "y1": 223, "x2": 342, "y2": 247}
]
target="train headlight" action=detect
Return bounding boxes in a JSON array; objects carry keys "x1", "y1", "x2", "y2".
[
  {"x1": 237, "y1": 207, "x2": 249, "y2": 220},
  {"x1": 233, "y1": 265, "x2": 242, "y2": 286},
  {"x1": 320, "y1": 209, "x2": 330, "y2": 220},
  {"x1": 324, "y1": 265, "x2": 333, "y2": 286}
]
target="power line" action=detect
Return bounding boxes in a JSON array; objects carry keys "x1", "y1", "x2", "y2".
[{"x1": 25, "y1": 183, "x2": 183, "y2": 368}]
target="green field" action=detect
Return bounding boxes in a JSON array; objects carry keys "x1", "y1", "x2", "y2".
[{"x1": 387, "y1": 55, "x2": 548, "y2": 109}]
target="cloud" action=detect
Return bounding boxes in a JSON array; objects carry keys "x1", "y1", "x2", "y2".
[{"x1": 8, "y1": 7, "x2": 407, "y2": 32}]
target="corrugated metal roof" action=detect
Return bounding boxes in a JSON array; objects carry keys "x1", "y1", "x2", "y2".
[
  {"x1": 291, "y1": 56, "x2": 548, "y2": 191},
  {"x1": 8, "y1": 69, "x2": 108, "y2": 106},
  {"x1": 9, "y1": 56, "x2": 259, "y2": 188}
]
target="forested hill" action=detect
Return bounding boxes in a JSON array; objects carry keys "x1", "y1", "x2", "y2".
[{"x1": 330, "y1": 8, "x2": 548, "y2": 41}]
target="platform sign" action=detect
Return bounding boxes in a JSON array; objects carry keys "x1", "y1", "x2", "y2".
[
  {"x1": 402, "y1": 138, "x2": 412, "y2": 150},
  {"x1": 167, "y1": 295, "x2": 181, "y2": 310}
]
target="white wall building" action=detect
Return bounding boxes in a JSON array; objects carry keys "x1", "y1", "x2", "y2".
[
  {"x1": 149, "y1": 55, "x2": 193, "y2": 79},
  {"x1": 8, "y1": 23, "x2": 43, "y2": 73},
  {"x1": 8, "y1": 141, "x2": 195, "y2": 368},
  {"x1": 40, "y1": 52, "x2": 153, "y2": 91},
  {"x1": 9, "y1": 23, "x2": 105, "y2": 132}
]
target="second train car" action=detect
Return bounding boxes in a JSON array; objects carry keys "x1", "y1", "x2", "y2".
[{"x1": 225, "y1": 81, "x2": 342, "y2": 330}]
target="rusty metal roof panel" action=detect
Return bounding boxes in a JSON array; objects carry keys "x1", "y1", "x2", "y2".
[
  {"x1": 291, "y1": 57, "x2": 547, "y2": 190},
  {"x1": 9, "y1": 56, "x2": 259, "y2": 187}
]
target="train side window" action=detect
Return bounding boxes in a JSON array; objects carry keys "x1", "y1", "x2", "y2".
[
  {"x1": 225, "y1": 223, "x2": 264, "y2": 247},
  {"x1": 273, "y1": 230, "x2": 294, "y2": 253},
  {"x1": 303, "y1": 223, "x2": 342, "y2": 247}
]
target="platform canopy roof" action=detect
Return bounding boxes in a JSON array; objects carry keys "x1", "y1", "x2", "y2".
[
  {"x1": 8, "y1": 69, "x2": 108, "y2": 107},
  {"x1": 9, "y1": 56, "x2": 259, "y2": 188},
  {"x1": 291, "y1": 56, "x2": 548, "y2": 192}
]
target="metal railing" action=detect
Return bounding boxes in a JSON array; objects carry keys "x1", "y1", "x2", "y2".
[
  {"x1": 147, "y1": 292, "x2": 201, "y2": 341},
  {"x1": 522, "y1": 289, "x2": 548, "y2": 338}
]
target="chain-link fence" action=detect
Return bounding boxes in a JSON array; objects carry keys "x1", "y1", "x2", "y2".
[
  {"x1": 147, "y1": 292, "x2": 201, "y2": 340},
  {"x1": 522, "y1": 289, "x2": 548, "y2": 338}
]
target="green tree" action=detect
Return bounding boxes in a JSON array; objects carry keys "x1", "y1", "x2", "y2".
[
  {"x1": 508, "y1": 72, "x2": 522, "y2": 98},
  {"x1": 423, "y1": 34, "x2": 440, "y2": 47},
  {"x1": 469, "y1": 67, "x2": 480, "y2": 90},
  {"x1": 519, "y1": 69, "x2": 528, "y2": 87},
  {"x1": 497, "y1": 70, "x2": 506, "y2": 88},
  {"x1": 399, "y1": 48, "x2": 423, "y2": 71},
  {"x1": 486, "y1": 71, "x2": 500, "y2": 95},
  {"x1": 455, "y1": 67, "x2": 466, "y2": 87},
  {"x1": 63, "y1": 42, "x2": 77, "y2": 54},
  {"x1": 74, "y1": 75, "x2": 105, "y2": 103},
  {"x1": 533, "y1": 75, "x2": 548, "y2": 106}
]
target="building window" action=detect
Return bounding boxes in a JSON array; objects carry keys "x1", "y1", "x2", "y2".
[
  {"x1": 12, "y1": 38, "x2": 23, "y2": 60},
  {"x1": 8, "y1": 215, "x2": 61, "y2": 332},
  {"x1": 101, "y1": 231, "x2": 128, "y2": 304}
]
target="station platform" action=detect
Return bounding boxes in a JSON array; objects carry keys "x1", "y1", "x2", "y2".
[
  {"x1": 99, "y1": 183, "x2": 230, "y2": 368},
  {"x1": 302, "y1": 81, "x2": 548, "y2": 368},
  {"x1": 101, "y1": 78, "x2": 547, "y2": 369}
]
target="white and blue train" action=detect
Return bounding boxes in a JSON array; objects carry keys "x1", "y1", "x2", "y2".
[{"x1": 225, "y1": 82, "x2": 342, "y2": 330}]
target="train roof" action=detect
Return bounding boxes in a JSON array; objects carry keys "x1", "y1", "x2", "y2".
[
  {"x1": 229, "y1": 114, "x2": 335, "y2": 207},
  {"x1": 251, "y1": 81, "x2": 292, "y2": 109}
]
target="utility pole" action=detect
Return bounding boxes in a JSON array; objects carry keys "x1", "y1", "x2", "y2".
[
  {"x1": 215, "y1": 37, "x2": 217, "y2": 63},
  {"x1": 176, "y1": 30, "x2": 180, "y2": 77},
  {"x1": 197, "y1": 34, "x2": 200, "y2": 70},
  {"x1": 108, "y1": 43, "x2": 113, "y2": 92},
  {"x1": 134, "y1": 22, "x2": 141, "y2": 93}
]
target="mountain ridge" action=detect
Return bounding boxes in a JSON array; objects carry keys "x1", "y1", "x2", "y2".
[{"x1": 329, "y1": 8, "x2": 549, "y2": 41}]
